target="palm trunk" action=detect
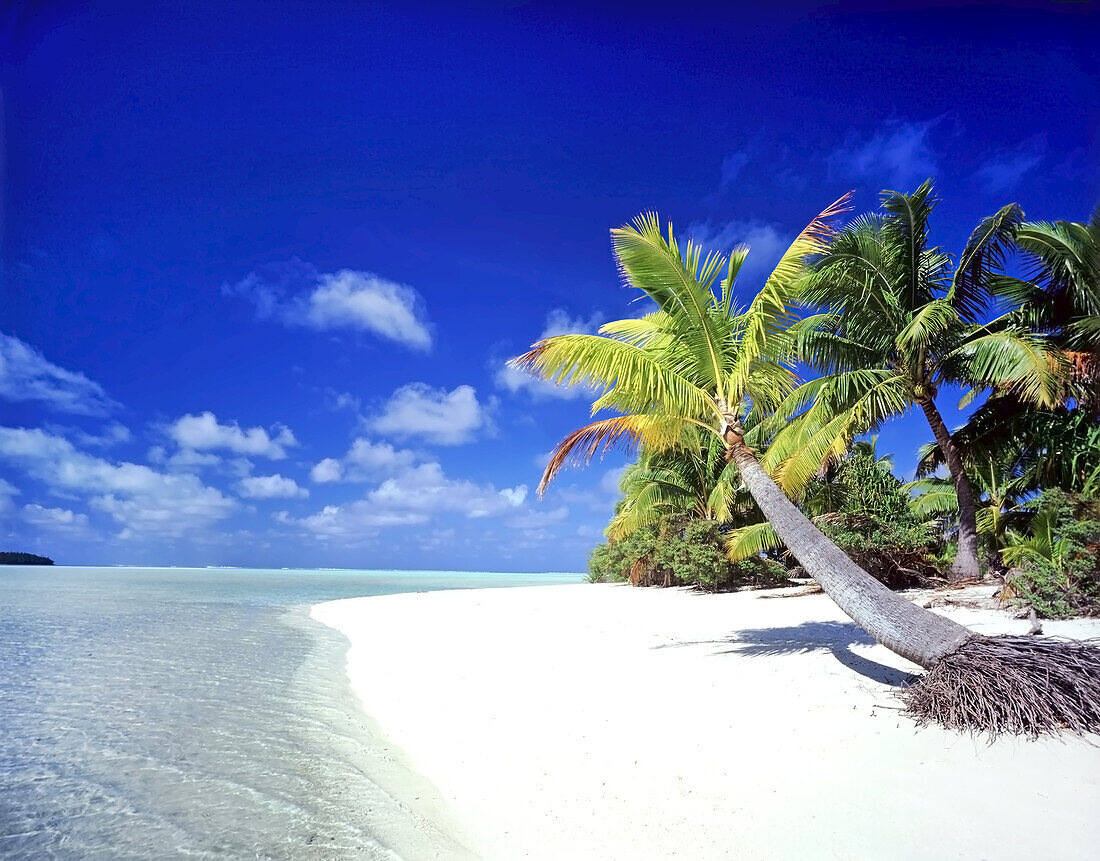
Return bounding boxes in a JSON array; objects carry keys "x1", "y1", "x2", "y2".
[
  {"x1": 726, "y1": 436, "x2": 971, "y2": 669},
  {"x1": 917, "y1": 397, "x2": 981, "y2": 582}
]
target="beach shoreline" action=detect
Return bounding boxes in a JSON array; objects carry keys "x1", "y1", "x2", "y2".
[{"x1": 312, "y1": 583, "x2": 1100, "y2": 860}]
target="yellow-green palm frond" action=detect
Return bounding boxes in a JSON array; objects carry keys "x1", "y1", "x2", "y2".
[
  {"x1": 717, "y1": 246, "x2": 750, "y2": 317},
  {"x1": 766, "y1": 371, "x2": 912, "y2": 493},
  {"x1": 537, "y1": 414, "x2": 683, "y2": 496},
  {"x1": 511, "y1": 334, "x2": 719, "y2": 422},
  {"x1": 610, "y1": 213, "x2": 731, "y2": 397},
  {"x1": 727, "y1": 192, "x2": 854, "y2": 400},
  {"x1": 896, "y1": 299, "x2": 961, "y2": 353},
  {"x1": 724, "y1": 521, "x2": 785, "y2": 562},
  {"x1": 942, "y1": 329, "x2": 1066, "y2": 408}
]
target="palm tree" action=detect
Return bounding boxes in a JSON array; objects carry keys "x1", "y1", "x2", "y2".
[
  {"x1": 512, "y1": 199, "x2": 1100, "y2": 736},
  {"x1": 767, "y1": 181, "x2": 1060, "y2": 581},
  {"x1": 906, "y1": 453, "x2": 1032, "y2": 572}
]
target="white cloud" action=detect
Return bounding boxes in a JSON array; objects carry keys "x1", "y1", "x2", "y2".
[
  {"x1": 496, "y1": 310, "x2": 604, "y2": 400},
  {"x1": 22, "y1": 503, "x2": 90, "y2": 532},
  {"x1": 0, "y1": 333, "x2": 119, "y2": 416},
  {"x1": 505, "y1": 505, "x2": 569, "y2": 530},
  {"x1": 684, "y1": 220, "x2": 791, "y2": 290},
  {"x1": 46, "y1": 421, "x2": 133, "y2": 448},
  {"x1": 223, "y1": 259, "x2": 432, "y2": 351},
  {"x1": 829, "y1": 119, "x2": 939, "y2": 188},
  {"x1": 369, "y1": 384, "x2": 489, "y2": 445},
  {"x1": 345, "y1": 437, "x2": 419, "y2": 475},
  {"x1": 238, "y1": 474, "x2": 309, "y2": 499},
  {"x1": 974, "y1": 135, "x2": 1046, "y2": 194},
  {"x1": 282, "y1": 461, "x2": 526, "y2": 540},
  {"x1": 599, "y1": 465, "x2": 629, "y2": 495},
  {"x1": 310, "y1": 457, "x2": 343, "y2": 483},
  {"x1": 0, "y1": 426, "x2": 237, "y2": 537},
  {"x1": 309, "y1": 438, "x2": 420, "y2": 484},
  {"x1": 167, "y1": 412, "x2": 297, "y2": 459}
]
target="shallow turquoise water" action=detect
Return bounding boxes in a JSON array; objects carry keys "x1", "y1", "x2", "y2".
[{"x1": 0, "y1": 566, "x2": 580, "y2": 859}]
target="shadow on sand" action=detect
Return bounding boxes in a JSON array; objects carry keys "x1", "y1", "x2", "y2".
[{"x1": 656, "y1": 621, "x2": 918, "y2": 687}]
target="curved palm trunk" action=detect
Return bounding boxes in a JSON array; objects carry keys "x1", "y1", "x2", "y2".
[
  {"x1": 918, "y1": 398, "x2": 981, "y2": 582},
  {"x1": 726, "y1": 436, "x2": 971, "y2": 669}
]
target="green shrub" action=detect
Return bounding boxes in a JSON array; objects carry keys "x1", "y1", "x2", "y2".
[
  {"x1": 586, "y1": 517, "x2": 789, "y2": 592},
  {"x1": 1002, "y1": 490, "x2": 1100, "y2": 618},
  {"x1": 821, "y1": 516, "x2": 941, "y2": 588}
]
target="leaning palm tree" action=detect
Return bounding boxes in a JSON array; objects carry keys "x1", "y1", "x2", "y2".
[
  {"x1": 767, "y1": 181, "x2": 1061, "y2": 582},
  {"x1": 512, "y1": 198, "x2": 1100, "y2": 736}
]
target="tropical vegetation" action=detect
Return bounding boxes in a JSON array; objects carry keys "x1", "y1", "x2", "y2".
[{"x1": 512, "y1": 186, "x2": 1100, "y2": 736}]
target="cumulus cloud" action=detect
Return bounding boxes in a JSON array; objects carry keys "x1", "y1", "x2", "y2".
[
  {"x1": 974, "y1": 135, "x2": 1046, "y2": 194},
  {"x1": 22, "y1": 503, "x2": 90, "y2": 532},
  {"x1": 0, "y1": 333, "x2": 119, "y2": 416},
  {"x1": 281, "y1": 461, "x2": 527, "y2": 540},
  {"x1": 496, "y1": 310, "x2": 604, "y2": 400},
  {"x1": 0, "y1": 426, "x2": 237, "y2": 537},
  {"x1": 238, "y1": 474, "x2": 309, "y2": 499},
  {"x1": 309, "y1": 438, "x2": 420, "y2": 484},
  {"x1": 369, "y1": 384, "x2": 489, "y2": 445},
  {"x1": 310, "y1": 458, "x2": 344, "y2": 483},
  {"x1": 829, "y1": 119, "x2": 939, "y2": 188},
  {"x1": 223, "y1": 259, "x2": 432, "y2": 351},
  {"x1": 167, "y1": 412, "x2": 297, "y2": 459}
]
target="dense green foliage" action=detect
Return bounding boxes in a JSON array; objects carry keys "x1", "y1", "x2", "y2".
[
  {"x1": 1001, "y1": 491, "x2": 1100, "y2": 618},
  {"x1": 587, "y1": 517, "x2": 788, "y2": 592},
  {"x1": 524, "y1": 186, "x2": 1098, "y2": 617},
  {"x1": 0, "y1": 552, "x2": 54, "y2": 565}
]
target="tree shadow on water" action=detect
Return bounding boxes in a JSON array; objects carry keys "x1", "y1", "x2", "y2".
[{"x1": 659, "y1": 621, "x2": 918, "y2": 687}]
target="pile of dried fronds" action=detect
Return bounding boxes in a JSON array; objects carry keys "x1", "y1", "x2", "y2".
[{"x1": 903, "y1": 635, "x2": 1100, "y2": 737}]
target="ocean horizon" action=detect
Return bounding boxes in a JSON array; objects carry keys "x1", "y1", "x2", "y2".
[{"x1": 0, "y1": 565, "x2": 581, "y2": 859}]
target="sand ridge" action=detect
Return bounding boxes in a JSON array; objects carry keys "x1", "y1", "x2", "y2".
[{"x1": 312, "y1": 583, "x2": 1100, "y2": 860}]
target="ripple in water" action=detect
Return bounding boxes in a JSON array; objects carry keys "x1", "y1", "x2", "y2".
[{"x1": 0, "y1": 567, "x2": 577, "y2": 859}]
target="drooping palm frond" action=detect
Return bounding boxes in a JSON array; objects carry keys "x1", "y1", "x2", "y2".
[
  {"x1": 940, "y1": 329, "x2": 1063, "y2": 408},
  {"x1": 537, "y1": 414, "x2": 684, "y2": 496},
  {"x1": 726, "y1": 192, "x2": 853, "y2": 399},
  {"x1": 724, "y1": 520, "x2": 785, "y2": 561},
  {"x1": 511, "y1": 334, "x2": 719, "y2": 422},
  {"x1": 904, "y1": 478, "x2": 959, "y2": 521},
  {"x1": 948, "y1": 203, "x2": 1024, "y2": 320}
]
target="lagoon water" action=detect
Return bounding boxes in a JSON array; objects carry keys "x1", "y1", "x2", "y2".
[{"x1": 0, "y1": 566, "x2": 580, "y2": 860}]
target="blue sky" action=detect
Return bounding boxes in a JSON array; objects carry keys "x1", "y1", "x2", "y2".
[{"x1": 1, "y1": 1, "x2": 1097, "y2": 570}]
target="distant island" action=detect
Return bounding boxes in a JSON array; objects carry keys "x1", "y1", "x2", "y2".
[{"x1": 0, "y1": 552, "x2": 55, "y2": 565}]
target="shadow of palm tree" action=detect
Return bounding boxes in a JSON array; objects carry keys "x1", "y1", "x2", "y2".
[{"x1": 657, "y1": 621, "x2": 918, "y2": 687}]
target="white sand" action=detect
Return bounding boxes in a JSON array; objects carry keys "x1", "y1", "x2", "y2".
[{"x1": 312, "y1": 584, "x2": 1100, "y2": 860}]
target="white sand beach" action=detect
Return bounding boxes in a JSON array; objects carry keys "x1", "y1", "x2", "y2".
[{"x1": 312, "y1": 584, "x2": 1100, "y2": 861}]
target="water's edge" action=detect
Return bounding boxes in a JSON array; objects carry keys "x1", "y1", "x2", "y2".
[{"x1": 290, "y1": 606, "x2": 478, "y2": 860}]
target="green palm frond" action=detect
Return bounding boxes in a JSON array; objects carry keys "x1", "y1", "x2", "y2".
[
  {"x1": 727, "y1": 193, "x2": 853, "y2": 399},
  {"x1": 724, "y1": 521, "x2": 785, "y2": 562},
  {"x1": 611, "y1": 214, "x2": 732, "y2": 398},
  {"x1": 881, "y1": 179, "x2": 939, "y2": 308},
  {"x1": 948, "y1": 203, "x2": 1024, "y2": 319},
  {"x1": 942, "y1": 330, "x2": 1063, "y2": 408},
  {"x1": 512, "y1": 334, "x2": 719, "y2": 422},
  {"x1": 896, "y1": 299, "x2": 961, "y2": 353}
]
